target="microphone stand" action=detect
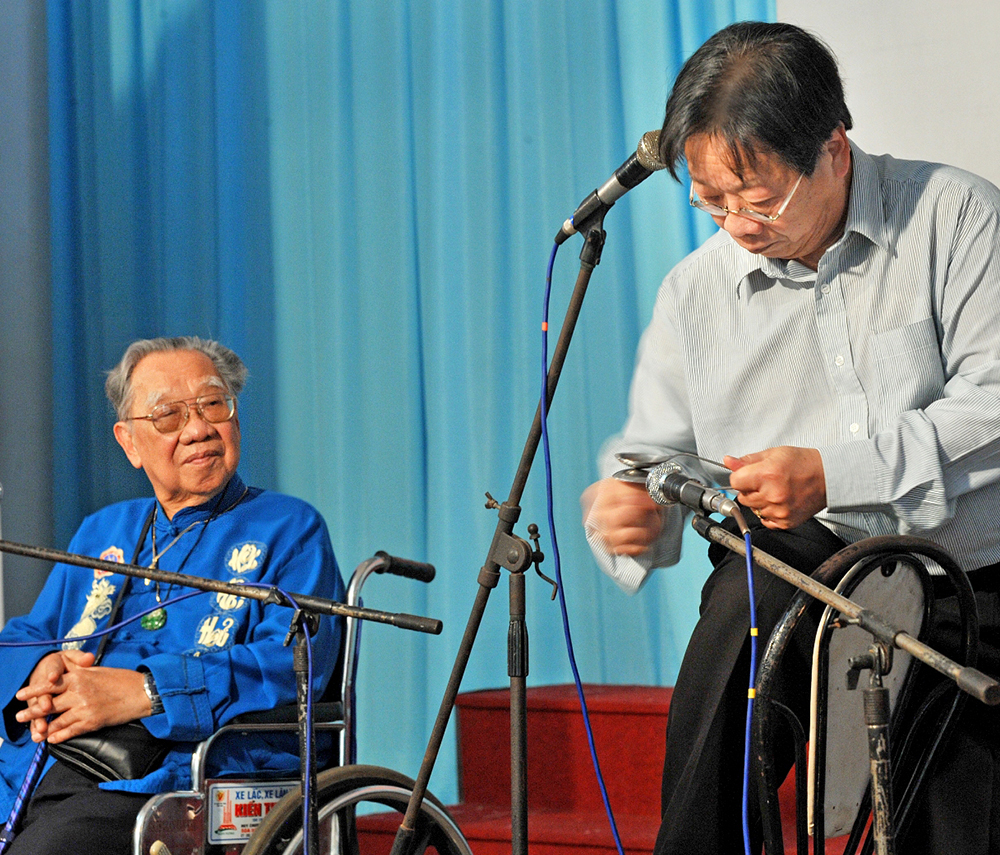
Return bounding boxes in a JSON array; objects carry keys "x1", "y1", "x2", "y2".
[
  {"x1": 0, "y1": 538, "x2": 442, "y2": 855},
  {"x1": 687, "y1": 515, "x2": 1000, "y2": 855},
  {"x1": 687, "y1": 518, "x2": 999, "y2": 704},
  {"x1": 389, "y1": 211, "x2": 612, "y2": 855},
  {"x1": 0, "y1": 538, "x2": 442, "y2": 635}
]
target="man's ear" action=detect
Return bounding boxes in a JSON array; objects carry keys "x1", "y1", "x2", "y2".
[
  {"x1": 113, "y1": 422, "x2": 144, "y2": 470},
  {"x1": 828, "y1": 124, "x2": 851, "y2": 178}
]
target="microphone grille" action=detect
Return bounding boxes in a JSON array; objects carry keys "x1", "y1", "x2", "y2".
[
  {"x1": 637, "y1": 130, "x2": 666, "y2": 172},
  {"x1": 646, "y1": 461, "x2": 683, "y2": 506}
]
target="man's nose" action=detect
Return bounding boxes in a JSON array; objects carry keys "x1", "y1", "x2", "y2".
[
  {"x1": 722, "y1": 211, "x2": 765, "y2": 239},
  {"x1": 180, "y1": 405, "x2": 216, "y2": 438}
]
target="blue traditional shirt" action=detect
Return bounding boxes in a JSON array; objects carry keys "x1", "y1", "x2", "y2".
[{"x1": 0, "y1": 473, "x2": 344, "y2": 808}]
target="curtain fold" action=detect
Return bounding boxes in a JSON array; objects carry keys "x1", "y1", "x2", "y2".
[{"x1": 46, "y1": 0, "x2": 773, "y2": 804}]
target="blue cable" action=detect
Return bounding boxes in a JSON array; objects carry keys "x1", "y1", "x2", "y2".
[
  {"x1": 742, "y1": 530, "x2": 759, "y2": 855},
  {"x1": 0, "y1": 740, "x2": 48, "y2": 853},
  {"x1": 542, "y1": 240, "x2": 625, "y2": 855},
  {"x1": 0, "y1": 589, "x2": 204, "y2": 649},
  {"x1": 242, "y1": 582, "x2": 316, "y2": 855},
  {"x1": 544, "y1": 240, "x2": 762, "y2": 854}
]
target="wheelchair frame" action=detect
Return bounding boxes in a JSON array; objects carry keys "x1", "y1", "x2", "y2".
[{"x1": 133, "y1": 551, "x2": 473, "y2": 855}]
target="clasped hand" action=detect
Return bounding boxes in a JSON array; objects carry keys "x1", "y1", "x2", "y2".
[
  {"x1": 14, "y1": 650, "x2": 150, "y2": 744},
  {"x1": 582, "y1": 445, "x2": 828, "y2": 556}
]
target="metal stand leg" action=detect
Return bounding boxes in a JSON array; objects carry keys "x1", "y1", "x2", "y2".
[
  {"x1": 287, "y1": 609, "x2": 320, "y2": 855},
  {"x1": 509, "y1": 569, "x2": 529, "y2": 853},
  {"x1": 389, "y1": 222, "x2": 610, "y2": 855},
  {"x1": 849, "y1": 644, "x2": 896, "y2": 855}
]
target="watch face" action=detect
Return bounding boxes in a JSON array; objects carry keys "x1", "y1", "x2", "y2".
[{"x1": 143, "y1": 672, "x2": 164, "y2": 714}]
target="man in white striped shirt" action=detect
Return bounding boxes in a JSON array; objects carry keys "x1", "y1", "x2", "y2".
[{"x1": 583, "y1": 21, "x2": 1000, "y2": 855}]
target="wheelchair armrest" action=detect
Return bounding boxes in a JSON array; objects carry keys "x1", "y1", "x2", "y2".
[
  {"x1": 191, "y1": 702, "x2": 347, "y2": 789},
  {"x1": 229, "y1": 701, "x2": 345, "y2": 726}
]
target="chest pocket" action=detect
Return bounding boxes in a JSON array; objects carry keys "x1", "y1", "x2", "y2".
[{"x1": 870, "y1": 318, "x2": 945, "y2": 425}]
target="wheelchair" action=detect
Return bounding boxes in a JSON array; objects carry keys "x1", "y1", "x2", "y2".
[
  {"x1": 752, "y1": 535, "x2": 980, "y2": 855},
  {"x1": 133, "y1": 551, "x2": 473, "y2": 855}
]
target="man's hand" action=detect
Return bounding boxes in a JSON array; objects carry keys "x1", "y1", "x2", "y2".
[
  {"x1": 582, "y1": 478, "x2": 665, "y2": 556},
  {"x1": 725, "y1": 446, "x2": 827, "y2": 529},
  {"x1": 15, "y1": 650, "x2": 151, "y2": 744},
  {"x1": 14, "y1": 651, "x2": 86, "y2": 741}
]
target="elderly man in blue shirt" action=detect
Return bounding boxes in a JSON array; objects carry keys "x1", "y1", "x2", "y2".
[{"x1": 0, "y1": 336, "x2": 345, "y2": 855}]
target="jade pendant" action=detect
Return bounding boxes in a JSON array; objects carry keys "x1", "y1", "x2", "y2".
[{"x1": 141, "y1": 608, "x2": 167, "y2": 631}]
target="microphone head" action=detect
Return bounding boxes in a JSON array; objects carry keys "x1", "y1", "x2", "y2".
[
  {"x1": 646, "y1": 461, "x2": 683, "y2": 506},
  {"x1": 637, "y1": 130, "x2": 666, "y2": 172}
]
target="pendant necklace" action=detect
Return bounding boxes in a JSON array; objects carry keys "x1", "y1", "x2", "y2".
[
  {"x1": 141, "y1": 506, "x2": 202, "y2": 630},
  {"x1": 140, "y1": 484, "x2": 249, "y2": 631}
]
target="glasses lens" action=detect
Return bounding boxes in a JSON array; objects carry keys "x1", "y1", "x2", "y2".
[
  {"x1": 198, "y1": 394, "x2": 235, "y2": 423},
  {"x1": 739, "y1": 210, "x2": 773, "y2": 224},
  {"x1": 693, "y1": 199, "x2": 774, "y2": 223},
  {"x1": 149, "y1": 403, "x2": 186, "y2": 433},
  {"x1": 692, "y1": 199, "x2": 724, "y2": 216}
]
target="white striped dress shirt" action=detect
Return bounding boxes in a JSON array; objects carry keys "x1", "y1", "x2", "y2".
[{"x1": 593, "y1": 142, "x2": 1000, "y2": 593}]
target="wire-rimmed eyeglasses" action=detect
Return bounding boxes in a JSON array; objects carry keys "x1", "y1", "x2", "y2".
[
  {"x1": 689, "y1": 173, "x2": 804, "y2": 224},
  {"x1": 126, "y1": 393, "x2": 236, "y2": 434}
]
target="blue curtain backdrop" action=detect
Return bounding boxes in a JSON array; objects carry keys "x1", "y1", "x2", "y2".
[{"x1": 46, "y1": 0, "x2": 773, "y2": 804}]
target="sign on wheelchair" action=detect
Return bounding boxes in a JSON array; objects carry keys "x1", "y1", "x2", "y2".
[{"x1": 208, "y1": 781, "x2": 298, "y2": 846}]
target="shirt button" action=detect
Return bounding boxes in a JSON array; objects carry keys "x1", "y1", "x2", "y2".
[
  {"x1": 821, "y1": 284, "x2": 831, "y2": 294},
  {"x1": 835, "y1": 355, "x2": 845, "y2": 366},
  {"x1": 850, "y1": 423, "x2": 860, "y2": 434}
]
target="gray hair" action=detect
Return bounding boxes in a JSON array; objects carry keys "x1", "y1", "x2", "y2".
[{"x1": 105, "y1": 336, "x2": 249, "y2": 420}]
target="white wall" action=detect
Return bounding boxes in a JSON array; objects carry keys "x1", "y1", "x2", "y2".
[{"x1": 777, "y1": 0, "x2": 1000, "y2": 187}]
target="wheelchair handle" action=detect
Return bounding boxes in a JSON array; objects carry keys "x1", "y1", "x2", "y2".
[{"x1": 374, "y1": 551, "x2": 436, "y2": 583}]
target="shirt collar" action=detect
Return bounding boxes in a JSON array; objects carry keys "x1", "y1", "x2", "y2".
[
  {"x1": 160, "y1": 472, "x2": 247, "y2": 530},
  {"x1": 840, "y1": 140, "x2": 890, "y2": 253}
]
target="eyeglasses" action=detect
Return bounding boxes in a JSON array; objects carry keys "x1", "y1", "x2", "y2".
[
  {"x1": 127, "y1": 393, "x2": 236, "y2": 434},
  {"x1": 689, "y1": 172, "x2": 804, "y2": 224}
]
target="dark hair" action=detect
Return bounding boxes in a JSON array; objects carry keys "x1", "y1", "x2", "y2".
[
  {"x1": 658, "y1": 21, "x2": 852, "y2": 180},
  {"x1": 106, "y1": 336, "x2": 248, "y2": 420}
]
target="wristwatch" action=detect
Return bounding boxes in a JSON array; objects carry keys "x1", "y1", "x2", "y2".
[{"x1": 142, "y1": 670, "x2": 165, "y2": 716}]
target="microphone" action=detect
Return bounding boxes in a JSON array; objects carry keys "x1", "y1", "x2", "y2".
[
  {"x1": 646, "y1": 462, "x2": 739, "y2": 519},
  {"x1": 555, "y1": 130, "x2": 666, "y2": 244}
]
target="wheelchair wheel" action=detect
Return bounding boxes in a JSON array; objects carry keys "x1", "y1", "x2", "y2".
[{"x1": 241, "y1": 764, "x2": 472, "y2": 855}]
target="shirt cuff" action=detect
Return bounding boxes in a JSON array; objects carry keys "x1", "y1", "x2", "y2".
[
  {"x1": 139, "y1": 655, "x2": 213, "y2": 740},
  {"x1": 818, "y1": 440, "x2": 882, "y2": 511}
]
